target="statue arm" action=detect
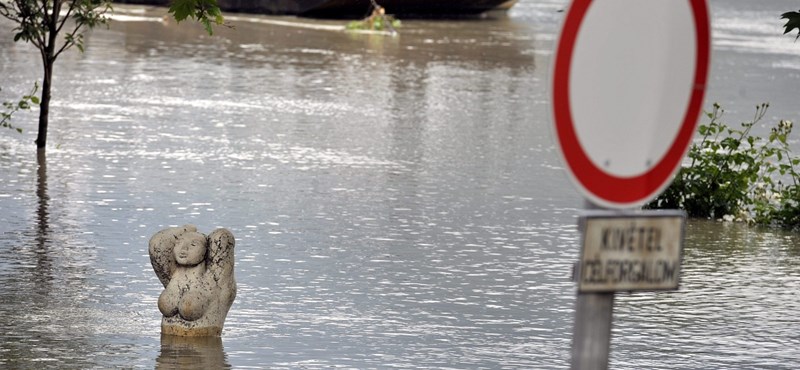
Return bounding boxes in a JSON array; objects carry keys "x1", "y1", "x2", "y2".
[
  {"x1": 206, "y1": 228, "x2": 235, "y2": 283},
  {"x1": 149, "y1": 224, "x2": 197, "y2": 287}
]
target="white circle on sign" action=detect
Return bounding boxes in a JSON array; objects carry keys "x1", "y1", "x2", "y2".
[{"x1": 569, "y1": 0, "x2": 696, "y2": 177}]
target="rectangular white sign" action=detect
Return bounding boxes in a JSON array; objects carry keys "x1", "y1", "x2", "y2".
[{"x1": 577, "y1": 210, "x2": 685, "y2": 292}]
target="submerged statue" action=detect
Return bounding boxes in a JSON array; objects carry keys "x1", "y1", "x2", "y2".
[{"x1": 149, "y1": 225, "x2": 237, "y2": 336}]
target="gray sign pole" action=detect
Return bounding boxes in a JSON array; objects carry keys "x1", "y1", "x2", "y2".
[
  {"x1": 570, "y1": 201, "x2": 613, "y2": 370},
  {"x1": 571, "y1": 292, "x2": 614, "y2": 370},
  {"x1": 554, "y1": 2, "x2": 706, "y2": 367},
  {"x1": 569, "y1": 205, "x2": 685, "y2": 369}
]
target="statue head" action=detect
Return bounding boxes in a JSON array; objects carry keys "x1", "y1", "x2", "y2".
[{"x1": 174, "y1": 232, "x2": 207, "y2": 266}]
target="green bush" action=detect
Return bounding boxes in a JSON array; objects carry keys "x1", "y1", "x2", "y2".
[
  {"x1": 346, "y1": 15, "x2": 400, "y2": 32},
  {"x1": 647, "y1": 103, "x2": 800, "y2": 229}
]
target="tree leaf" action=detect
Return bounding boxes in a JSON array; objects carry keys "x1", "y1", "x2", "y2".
[
  {"x1": 169, "y1": 0, "x2": 195, "y2": 22},
  {"x1": 781, "y1": 10, "x2": 800, "y2": 41}
]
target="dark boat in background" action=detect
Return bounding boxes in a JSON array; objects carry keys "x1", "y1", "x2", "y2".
[{"x1": 114, "y1": 0, "x2": 517, "y2": 18}]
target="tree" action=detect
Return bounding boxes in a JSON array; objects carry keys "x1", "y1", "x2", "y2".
[
  {"x1": 1, "y1": 0, "x2": 112, "y2": 152},
  {"x1": 0, "y1": 0, "x2": 223, "y2": 154}
]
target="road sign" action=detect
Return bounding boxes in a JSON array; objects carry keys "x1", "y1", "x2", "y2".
[
  {"x1": 551, "y1": 0, "x2": 710, "y2": 208},
  {"x1": 576, "y1": 210, "x2": 685, "y2": 292}
]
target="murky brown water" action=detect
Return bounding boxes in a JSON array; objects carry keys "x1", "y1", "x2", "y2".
[{"x1": 1, "y1": 0, "x2": 800, "y2": 368}]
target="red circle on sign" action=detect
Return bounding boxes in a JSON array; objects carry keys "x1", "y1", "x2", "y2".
[{"x1": 552, "y1": 0, "x2": 710, "y2": 208}]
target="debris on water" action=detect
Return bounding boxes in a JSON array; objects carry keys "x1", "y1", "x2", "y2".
[{"x1": 345, "y1": 0, "x2": 400, "y2": 36}]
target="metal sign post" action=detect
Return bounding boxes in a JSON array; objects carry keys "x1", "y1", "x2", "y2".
[
  {"x1": 570, "y1": 201, "x2": 615, "y2": 370},
  {"x1": 570, "y1": 208, "x2": 686, "y2": 370},
  {"x1": 548, "y1": 1, "x2": 710, "y2": 368},
  {"x1": 571, "y1": 292, "x2": 614, "y2": 370}
]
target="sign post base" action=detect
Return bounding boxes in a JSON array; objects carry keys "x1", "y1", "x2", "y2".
[{"x1": 571, "y1": 292, "x2": 614, "y2": 370}]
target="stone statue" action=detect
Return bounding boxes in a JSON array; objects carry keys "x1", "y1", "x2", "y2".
[{"x1": 149, "y1": 225, "x2": 236, "y2": 336}]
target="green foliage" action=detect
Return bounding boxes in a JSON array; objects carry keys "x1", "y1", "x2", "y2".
[
  {"x1": 782, "y1": 10, "x2": 800, "y2": 40},
  {"x1": 1, "y1": 83, "x2": 40, "y2": 134},
  {"x1": 345, "y1": 4, "x2": 400, "y2": 34},
  {"x1": 0, "y1": 0, "x2": 112, "y2": 59},
  {"x1": 647, "y1": 103, "x2": 800, "y2": 229},
  {"x1": 772, "y1": 185, "x2": 800, "y2": 226},
  {"x1": 169, "y1": 0, "x2": 225, "y2": 35},
  {"x1": 346, "y1": 17, "x2": 401, "y2": 32}
]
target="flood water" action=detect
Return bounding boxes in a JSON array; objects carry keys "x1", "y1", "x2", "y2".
[{"x1": 1, "y1": 0, "x2": 800, "y2": 368}]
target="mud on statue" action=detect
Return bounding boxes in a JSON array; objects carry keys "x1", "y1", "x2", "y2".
[{"x1": 149, "y1": 225, "x2": 237, "y2": 336}]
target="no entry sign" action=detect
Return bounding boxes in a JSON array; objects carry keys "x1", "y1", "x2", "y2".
[{"x1": 551, "y1": 0, "x2": 710, "y2": 208}]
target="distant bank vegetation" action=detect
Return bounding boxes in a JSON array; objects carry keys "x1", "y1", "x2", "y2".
[
  {"x1": 345, "y1": 5, "x2": 400, "y2": 34},
  {"x1": 647, "y1": 103, "x2": 800, "y2": 229}
]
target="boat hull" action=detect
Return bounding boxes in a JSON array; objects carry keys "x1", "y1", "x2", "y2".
[
  {"x1": 114, "y1": 0, "x2": 515, "y2": 17},
  {"x1": 296, "y1": 0, "x2": 516, "y2": 18}
]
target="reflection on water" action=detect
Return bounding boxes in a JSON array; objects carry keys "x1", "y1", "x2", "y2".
[
  {"x1": 0, "y1": 0, "x2": 800, "y2": 368},
  {"x1": 157, "y1": 334, "x2": 231, "y2": 369},
  {"x1": 35, "y1": 150, "x2": 53, "y2": 296}
]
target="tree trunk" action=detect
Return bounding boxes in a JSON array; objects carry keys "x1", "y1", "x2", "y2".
[
  {"x1": 35, "y1": 62, "x2": 53, "y2": 152},
  {"x1": 35, "y1": 3, "x2": 60, "y2": 153}
]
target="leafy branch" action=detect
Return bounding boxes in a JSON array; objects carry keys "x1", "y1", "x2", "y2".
[
  {"x1": 1, "y1": 83, "x2": 40, "y2": 134},
  {"x1": 0, "y1": 0, "x2": 111, "y2": 61},
  {"x1": 168, "y1": 0, "x2": 230, "y2": 35}
]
